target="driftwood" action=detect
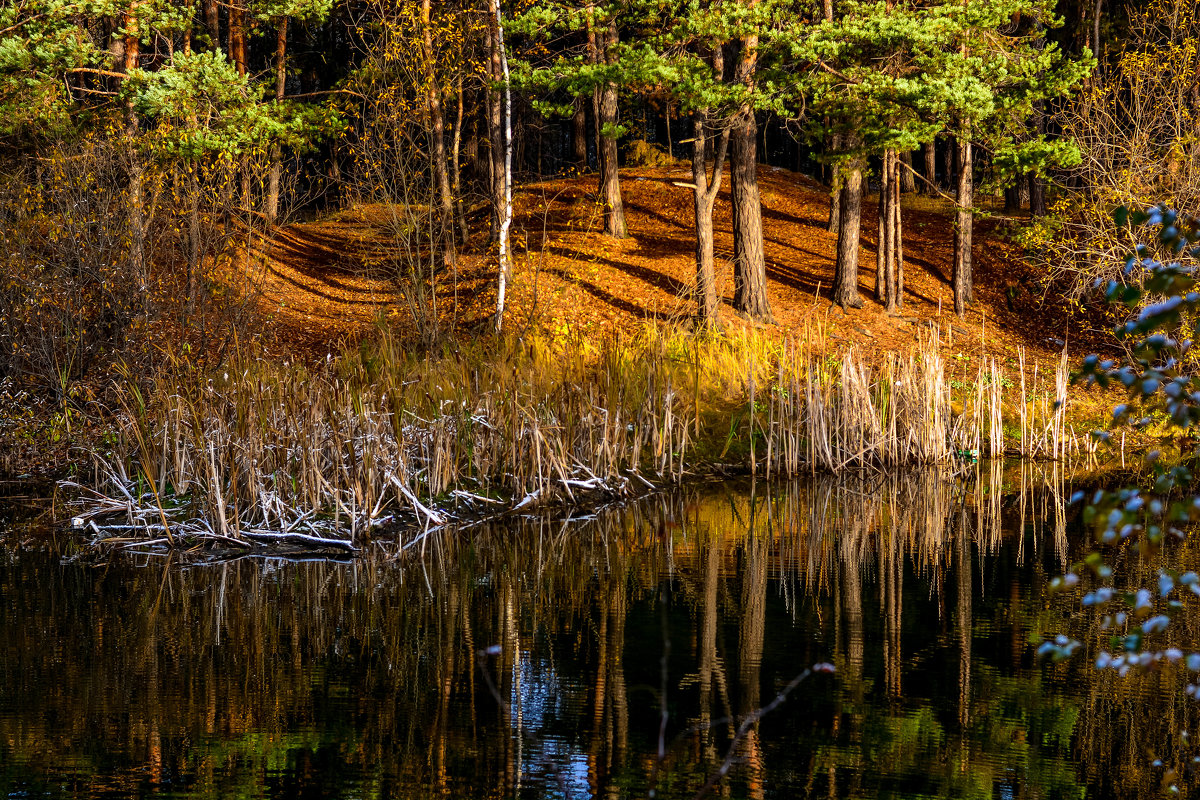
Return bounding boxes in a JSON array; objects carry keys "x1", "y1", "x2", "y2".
[
  {"x1": 62, "y1": 456, "x2": 639, "y2": 556},
  {"x1": 242, "y1": 529, "x2": 358, "y2": 552}
]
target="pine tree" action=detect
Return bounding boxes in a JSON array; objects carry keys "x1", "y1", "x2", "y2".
[
  {"x1": 510, "y1": 0, "x2": 630, "y2": 238},
  {"x1": 793, "y1": 0, "x2": 1091, "y2": 315},
  {"x1": 582, "y1": 0, "x2": 789, "y2": 323}
]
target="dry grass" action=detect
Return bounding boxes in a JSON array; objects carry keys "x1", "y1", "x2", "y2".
[{"x1": 63, "y1": 323, "x2": 1100, "y2": 551}]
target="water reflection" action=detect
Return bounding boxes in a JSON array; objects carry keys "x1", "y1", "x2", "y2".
[{"x1": 0, "y1": 465, "x2": 1196, "y2": 798}]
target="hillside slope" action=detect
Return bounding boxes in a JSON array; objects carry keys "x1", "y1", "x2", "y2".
[{"x1": 249, "y1": 163, "x2": 1100, "y2": 364}]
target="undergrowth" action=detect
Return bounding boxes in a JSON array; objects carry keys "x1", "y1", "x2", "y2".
[{"x1": 66, "y1": 322, "x2": 1097, "y2": 550}]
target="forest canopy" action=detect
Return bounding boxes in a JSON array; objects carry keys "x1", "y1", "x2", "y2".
[{"x1": 0, "y1": 0, "x2": 1196, "y2": 391}]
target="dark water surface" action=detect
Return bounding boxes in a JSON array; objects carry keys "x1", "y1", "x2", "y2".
[{"x1": 1, "y1": 467, "x2": 1197, "y2": 799}]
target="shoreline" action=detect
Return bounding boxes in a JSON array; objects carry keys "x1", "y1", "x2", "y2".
[
  {"x1": 32, "y1": 323, "x2": 1137, "y2": 556},
  {"x1": 21, "y1": 456, "x2": 1133, "y2": 563}
]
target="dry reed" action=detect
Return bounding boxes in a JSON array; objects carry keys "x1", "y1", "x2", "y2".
[{"x1": 64, "y1": 323, "x2": 1097, "y2": 549}]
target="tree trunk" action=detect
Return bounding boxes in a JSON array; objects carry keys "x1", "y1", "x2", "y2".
[
  {"x1": 868, "y1": 149, "x2": 902, "y2": 311},
  {"x1": 832, "y1": 157, "x2": 864, "y2": 310},
  {"x1": 894, "y1": 160, "x2": 903, "y2": 310},
  {"x1": 572, "y1": 97, "x2": 588, "y2": 167},
  {"x1": 691, "y1": 44, "x2": 728, "y2": 327},
  {"x1": 491, "y1": 0, "x2": 513, "y2": 332},
  {"x1": 585, "y1": 7, "x2": 602, "y2": 172},
  {"x1": 692, "y1": 114, "x2": 729, "y2": 327},
  {"x1": 923, "y1": 140, "x2": 937, "y2": 195},
  {"x1": 273, "y1": 19, "x2": 287, "y2": 96},
  {"x1": 693, "y1": 133, "x2": 718, "y2": 324},
  {"x1": 1004, "y1": 184, "x2": 1021, "y2": 214},
  {"x1": 204, "y1": 0, "x2": 219, "y2": 51},
  {"x1": 183, "y1": 0, "x2": 193, "y2": 53},
  {"x1": 265, "y1": 17, "x2": 288, "y2": 224},
  {"x1": 1028, "y1": 174, "x2": 1046, "y2": 216},
  {"x1": 534, "y1": 114, "x2": 544, "y2": 177},
  {"x1": 598, "y1": 88, "x2": 625, "y2": 237},
  {"x1": 512, "y1": 102, "x2": 525, "y2": 174},
  {"x1": 422, "y1": 0, "x2": 456, "y2": 267},
  {"x1": 899, "y1": 151, "x2": 915, "y2": 193},
  {"x1": 229, "y1": 1, "x2": 246, "y2": 75},
  {"x1": 451, "y1": 76, "x2": 469, "y2": 245},
  {"x1": 822, "y1": 0, "x2": 838, "y2": 230},
  {"x1": 942, "y1": 135, "x2": 954, "y2": 191},
  {"x1": 730, "y1": 25, "x2": 770, "y2": 321},
  {"x1": 123, "y1": 2, "x2": 146, "y2": 296},
  {"x1": 486, "y1": 11, "x2": 505, "y2": 242},
  {"x1": 953, "y1": 134, "x2": 973, "y2": 316},
  {"x1": 1075, "y1": 0, "x2": 1089, "y2": 54},
  {"x1": 731, "y1": 119, "x2": 770, "y2": 320},
  {"x1": 827, "y1": 132, "x2": 841, "y2": 235},
  {"x1": 1028, "y1": 100, "x2": 1047, "y2": 217},
  {"x1": 759, "y1": 115, "x2": 769, "y2": 167},
  {"x1": 464, "y1": 97, "x2": 481, "y2": 181},
  {"x1": 876, "y1": 150, "x2": 889, "y2": 304},
  {"x1": 891, "y1": 151, "x2": 903, "y2": 311},
  {"x1": 876, "y1": 149, "x2": 901, "y2": 312},
  {"x1": 664, "y1": 103, "x2": 673, "y2": 160},
  {"x1": 188, "y1": 173, "x2": 201, "y2": 310},
  {"x1": 329, "y1": 150, "x2": 341, "y2": 201},
  {"x1": 597, "y1": 19, "x2": 626, "y2": 238},
  {"x1": 886, "y1": 150, "x2": 898, "y2": 311},
  {"x1": 228, "y1": 0, "x2": 248, "y2": 213},
  {"x1": 1191, "y1": 25, "x2": 1200, "y2": 142}
]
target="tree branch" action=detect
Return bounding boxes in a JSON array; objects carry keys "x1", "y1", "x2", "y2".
[
  {"x1": 897, "y1": 154, "x2": 965, "y2": 208},
  {"x1": 0, "y1": 12, "x2": 50, "y2": 36},
  {"x1": 67, "y1": 67, "x2": 129, "y2": 80},
  {"x1": 281, "y1": 88, "x2": 366, "y2": 101},
  {"x1": 817, "y1": 59, "x2": 858, "y2": 84}
]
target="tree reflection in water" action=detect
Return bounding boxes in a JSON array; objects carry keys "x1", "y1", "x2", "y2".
[{"x1": 0, "y1": 464, "x2": 1195, "y2": 798}]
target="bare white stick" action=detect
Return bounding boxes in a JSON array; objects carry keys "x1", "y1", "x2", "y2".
[
  {"x1": 389, "y1": 473, "x2": 447, "y2": 525},
  {"x1": 242, "y1": 530, "x2": 358, "y2": 552}
]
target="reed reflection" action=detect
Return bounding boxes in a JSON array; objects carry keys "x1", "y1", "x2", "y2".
[{"x1": 0, "y1": 463, "x2": 1191, "y2": 799}]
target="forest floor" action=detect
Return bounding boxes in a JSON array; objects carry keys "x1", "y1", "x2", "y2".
[{"x1": 249, "y1": 161, "x2": 1113, "y2": 369}]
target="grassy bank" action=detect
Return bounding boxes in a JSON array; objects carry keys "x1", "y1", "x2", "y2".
[{"x1": 61, "y1": 322, "x2": 1105, "y2": 552}]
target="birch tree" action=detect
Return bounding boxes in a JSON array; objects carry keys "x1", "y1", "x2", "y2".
[{"x1": 492, "y1": 0, "x2": 514, "y2": 332}]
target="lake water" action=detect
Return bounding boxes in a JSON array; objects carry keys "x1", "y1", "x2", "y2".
[{"x1": 1, "y1": 464, "x2": 1196, "y2": 799}]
